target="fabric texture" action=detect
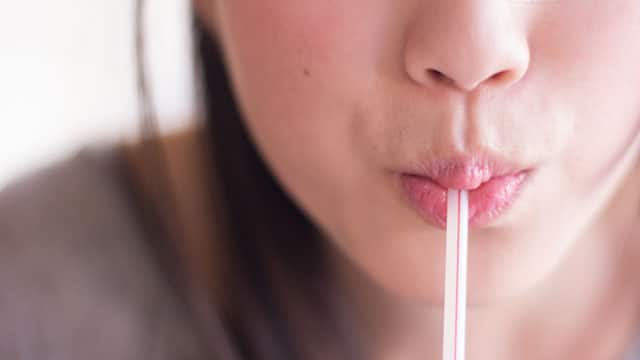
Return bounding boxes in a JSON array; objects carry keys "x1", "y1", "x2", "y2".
[{"x1": 0, "y1": 146, "x2": 209, "y2": 359}]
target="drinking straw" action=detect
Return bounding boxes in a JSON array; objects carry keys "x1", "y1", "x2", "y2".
[{"x1": 442, "y1": 189, "x2": 469, "y2": 360}]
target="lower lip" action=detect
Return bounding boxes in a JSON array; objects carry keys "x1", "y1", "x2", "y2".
[{"x1": 399, "y1": 171, "x2": 530, "y2": 229}]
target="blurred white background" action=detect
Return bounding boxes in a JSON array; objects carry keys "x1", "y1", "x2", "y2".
[{"x1": 0, "y1": 0, "x2": 197, "y2": 187}]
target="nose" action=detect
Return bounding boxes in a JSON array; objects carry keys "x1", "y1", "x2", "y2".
[{"x1": 404, "y1": 1, "x2": 530, "y2": 93}]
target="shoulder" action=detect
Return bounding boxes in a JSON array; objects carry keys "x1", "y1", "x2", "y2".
[
  {"x1": 0, "y1": 142, "x2": 208, "y2": 358},
  {"x1": 0, "y1": 145, "x2": 139, "y2": 262}
]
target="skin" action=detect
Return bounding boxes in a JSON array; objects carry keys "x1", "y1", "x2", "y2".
[{"x1": 192, "y1": 0, "x2": 640, "y2": 358}]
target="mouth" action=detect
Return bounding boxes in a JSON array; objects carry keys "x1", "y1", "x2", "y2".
[{"x1": 397, "y1": 155, "x2": 532, "y2": 229}]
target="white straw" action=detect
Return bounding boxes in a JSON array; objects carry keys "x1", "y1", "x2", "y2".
[{"x1": 442, "y1": 189, "x2": 469, "y2": 360}]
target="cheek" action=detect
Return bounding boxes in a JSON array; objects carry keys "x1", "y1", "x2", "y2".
[
  {"x1": 214, "y1": 1, "x2": 384, "y2": 226},
  {"x1": 216, "y1": 0, "x2": 390, "y2": 136},
  {"x1": 529, "y1": 0, "x2": 640, "y2": 189},
  {"x1": 217, "y1": 0, "x2": 358, "y2": 102},
  {"x1": 216, "y1": 1, "x2": 346, "y2": 151}
]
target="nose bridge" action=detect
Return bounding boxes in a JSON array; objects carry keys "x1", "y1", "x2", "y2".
[{"x1": 404, "y1": 0, "x2": 530, "y2": 93}]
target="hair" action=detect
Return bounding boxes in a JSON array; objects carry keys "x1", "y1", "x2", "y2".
[
  {"x1": 134, "y1": 1, "x2": 364, "y2": 358},
  {"x1": 194, "y1": 13, "x2": 332, "y2": 360}
]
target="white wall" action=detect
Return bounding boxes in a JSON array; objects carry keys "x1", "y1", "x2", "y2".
[{"x1": 0, "y1": 0, "x2": 197, "y2": 187}]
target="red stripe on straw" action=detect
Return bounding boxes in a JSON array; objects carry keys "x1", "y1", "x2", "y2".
[{"x1": 454, "y1": 189, "x2": 461, "y2": 360}]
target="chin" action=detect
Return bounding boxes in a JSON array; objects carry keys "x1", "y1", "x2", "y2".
[{"x1": 369, "y1": 252, "x2": 551, "y2": 308}]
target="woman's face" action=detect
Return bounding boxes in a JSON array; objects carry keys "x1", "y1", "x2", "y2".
[{"x1": 196, "y1": 0, "x2": 640, "y2": 304}]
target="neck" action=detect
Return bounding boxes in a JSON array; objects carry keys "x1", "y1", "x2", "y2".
[{"x1": 329, "y1": 166, "x2": 640, "y2": 360}]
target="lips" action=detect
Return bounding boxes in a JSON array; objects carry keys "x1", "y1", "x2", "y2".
[{"x1": 398, "y1": 155, "x2": 531, "y2": 229}]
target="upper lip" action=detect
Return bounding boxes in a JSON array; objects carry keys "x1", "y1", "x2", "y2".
[{"x1": 402, "y1": 153, "x2": 530, "y2": 190}]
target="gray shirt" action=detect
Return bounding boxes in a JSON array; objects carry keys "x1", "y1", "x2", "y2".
[
  {"x1": 0, "y1": 146, "x2": 211, "y2": 359},
  {"x1": 0, "y1": 146, "x2": 638, "y2": 359}
]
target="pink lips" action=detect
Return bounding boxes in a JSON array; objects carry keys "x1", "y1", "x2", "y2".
[{"x1": 399, "y1": 156, "x2": 531, "y2": 229}]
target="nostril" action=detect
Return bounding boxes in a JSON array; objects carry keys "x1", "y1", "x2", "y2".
[
  {"x1": 488, "y1": 70, "x2": 516, "y2": 85},
  {"x1": 427, "y1": 69, "x2": 454, "y2": 85},
  {"x1": 428, "y1": 69, "x2": 444, "y2": 79},
  {"x1": 487, "y1": 70, "x2": 508, "y2": 83}
]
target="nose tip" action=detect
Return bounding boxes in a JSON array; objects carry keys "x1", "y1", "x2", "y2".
[{"x1": 403, "y1": 3, "x2": 530, "y2": 94}]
